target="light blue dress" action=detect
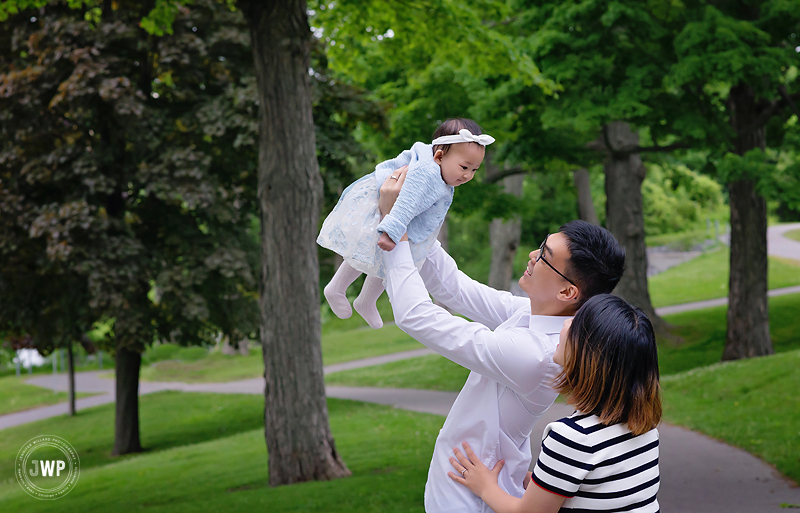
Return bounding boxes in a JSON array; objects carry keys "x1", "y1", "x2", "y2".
[{"x1": 317, "y1": 142, "x2": 453, "y2": 279}]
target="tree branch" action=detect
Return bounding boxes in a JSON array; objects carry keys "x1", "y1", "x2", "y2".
[
  {"x1": 590, "y1": 124, "x2": 691, "y2": 156},
  {"x1": 483, "y1": 16, "x2": 517, "y2": 28},
  {"x1": 483, "y1": 166, "x2": 528, "y2": 184}
]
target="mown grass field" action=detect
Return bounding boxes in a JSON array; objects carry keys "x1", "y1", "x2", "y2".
[
  {"x1": 0, "y1": 375, "x2": 96, "y2": 416},
  {"x1": 0, "y1": 394, "x2": 440, "y2": 513},
  {"x1": 784, "y1": 228, "x2": 800, "y2": 243},
  {"x1": 649, "y1": 247, "x2": 800, "y2": 307}
]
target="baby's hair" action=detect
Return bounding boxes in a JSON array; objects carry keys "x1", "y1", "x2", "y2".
[
  {"x1": 554, "y1": 294, "x2": 662, "y2": 436},
  {"x1": 432, "y1": 118, "x2": 484, "y2": 157}
]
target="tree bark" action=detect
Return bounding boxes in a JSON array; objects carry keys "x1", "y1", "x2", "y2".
[
  {"x1": 240, "y1": 0, "x2": 350, "y2": 486},
  {"x1": 572, "y1": 168, "x2": 599, "y2": 225},
  {"x1": 603, "y1": 122, "x2": 666, "y2": 332},
  {"x1": 67, "y1": 343, "x2": 76, "y2": 416},
  {"x1": 113, "y1": 344, "x2": 142, "y2": 455},
  {"x1": 723, "y1": 84, "x2": 772, "y2": 360},
  {"x1": 488, "y1": 174, "x2": 523, "y2": 291}
]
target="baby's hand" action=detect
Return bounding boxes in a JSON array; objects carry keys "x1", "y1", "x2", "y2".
[{"x1": 377, "y1": 232, "x2": 396, "y2": 251}]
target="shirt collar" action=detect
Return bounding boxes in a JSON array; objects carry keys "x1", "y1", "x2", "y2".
[{"x1": 528, "y1": 314, "x2": 570, "y2": 335}]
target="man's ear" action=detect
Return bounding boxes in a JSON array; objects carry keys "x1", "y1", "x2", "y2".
[
  {"x1": 557, "y1": 284, "x2": 580, "y2": 303},
  {"x1": 433, "y1": 149, "x2": 444, "y2": 164}
]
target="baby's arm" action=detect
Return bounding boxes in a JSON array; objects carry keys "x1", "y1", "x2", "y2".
[
  {"x1": 377, "y1": 232, "x2": 396, "y2": 251},
  {"x1": 377, "y1": 159, "x2": 442, "y2": 244}
]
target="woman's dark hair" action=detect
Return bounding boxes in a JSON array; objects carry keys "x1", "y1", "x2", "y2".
[
  {"x1": 432, "y1": 118, "x2": 484, "y2": 157},
  {"x1": 559, "y1": 220, "x2": 626, "y2": 306},
  {"x1": 554, "y1": 294, "x2": 661, "y2": 436}
]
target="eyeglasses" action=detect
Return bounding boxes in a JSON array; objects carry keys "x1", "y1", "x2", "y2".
[{"x1": 536, "y1": 234, "x2": 577, "y2": 287}]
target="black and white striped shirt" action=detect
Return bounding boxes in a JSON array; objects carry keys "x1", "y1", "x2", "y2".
[{"x1": 532, "y1": 412, "x2": 659, "y2": 512}]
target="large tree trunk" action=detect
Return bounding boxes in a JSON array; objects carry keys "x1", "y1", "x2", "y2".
[
  {"x1": 723, "y1": 84, "x2": 772, "y2": 360},
  {"x1": 488, "y1": 174, "x2": 523, "y2": 291},
  {"x1": 603, "y1": 122, "x2": 666, "y2": 332},
  {"x1": 241, "y1": 0, "x2": 350, "y2": 486},
  {"x1": 113, "y1": 345, "x2": 142, "y2": 455},
  {"x1": 67, "y1": 342, "x2": 76, "y2": 416},
  {"x1": 573, "y1": 168, "x2": 599, "y2": 225}
]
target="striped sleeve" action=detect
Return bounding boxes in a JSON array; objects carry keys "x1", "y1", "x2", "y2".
[{"x1": 531, "y1": 420, "x2": 593, "y2": 498}]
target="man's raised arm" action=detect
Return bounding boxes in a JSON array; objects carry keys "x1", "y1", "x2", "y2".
[{"x1": 384, "y1": 241, "x2": 554, "y2": 393}]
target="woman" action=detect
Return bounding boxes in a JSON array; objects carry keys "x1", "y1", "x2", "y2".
[{"x1": 448, "y1": 294, "x2": 662, "y2": 513}]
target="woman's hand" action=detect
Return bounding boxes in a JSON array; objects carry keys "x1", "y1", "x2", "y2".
[
  {"x1": 378, "y1": 165, "x2": 408, "y2": 219},
  {"x1": 448, "y1": 442, "x2": 505, "y2": 498}
]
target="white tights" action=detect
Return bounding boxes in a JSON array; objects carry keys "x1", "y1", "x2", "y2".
[{"x1": 323, "y1": 262, "x2": 385, "y2": 329}]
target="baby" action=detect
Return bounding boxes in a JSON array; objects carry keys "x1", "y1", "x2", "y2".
[{"x1": 317, "y1": 118, "x2": 494, "y2": 328}]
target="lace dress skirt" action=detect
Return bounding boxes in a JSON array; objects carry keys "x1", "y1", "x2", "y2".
[{"x1": 317, "y1": 174, "x2": 440, "y2": 280}]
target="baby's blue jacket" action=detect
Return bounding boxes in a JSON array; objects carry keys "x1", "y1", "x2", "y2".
[{"x1": 375, "y1": 142, "x2": 453, "y2": 245}]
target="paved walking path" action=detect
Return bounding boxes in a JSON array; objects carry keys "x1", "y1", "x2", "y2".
[{"x1": 767, "y1": 222, "x2": 800, "y2": 261}]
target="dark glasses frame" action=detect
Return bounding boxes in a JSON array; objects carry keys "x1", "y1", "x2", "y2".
[{"x1": 537, "y1": 234, "x2": 578, "y2": 287}]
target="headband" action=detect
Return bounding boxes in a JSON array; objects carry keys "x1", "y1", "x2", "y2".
[{"x1": 431, "y1": 128, "x2": 495, "y2": 146}]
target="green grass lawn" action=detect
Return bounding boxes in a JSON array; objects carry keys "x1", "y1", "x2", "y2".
[
  {"x1": 785, "y1": 228, "x2": 800, "y2": 243},
  {"x1": 649, "y1": 247, "x2": 800, "y2": 307},
  {"x1": 326, "y1": 293, "x2": 800, "y2": 390},
  {"x1": 0, "y1": 392, "x2": 266, "y2": 478},
  {"x1": 661, "y1": 349, "x2": 800, "y2": 484},
  {"x1": 645, "y1": 227, "x2": 722, "y2": 250},
  {"x1": 0, "y1": 375, "x2": 97, "y2": 416},
  {"x1": 0, "y1": 393, "x2": 441, "y2": 512},
  {"x1": 134, "y1": 323, "x2": 422, "y2": 383},
  {"x1": 326, "y1": 354, "x2": 470, "y2": 392}
]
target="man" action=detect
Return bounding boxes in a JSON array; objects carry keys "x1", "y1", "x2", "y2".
[{"x1": 378, "y1": 167, "x2": 626, "y2": 512}]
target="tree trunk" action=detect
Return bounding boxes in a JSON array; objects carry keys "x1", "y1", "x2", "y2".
[
  {"x1": 67, "y1": 343, "x2": 76, "y2": 416},
  {"x1": 572, "y1": 168, "x2": 599, "y2": 225},
  {"x1": 113, "y1": 344, "x2": 142, "y2": 455},
  {"x1": 488, "y1": 174, "x2": 523, "y2": 291},
  {"x1": 723, "y1": 84, "x2": 772, "y2": 360},
  {"x1": 240, "y1": 0, "x2": 350, "y2": 486},
  {"x1": 603, "y1": 122, "x2": 666, "y2": 332}
]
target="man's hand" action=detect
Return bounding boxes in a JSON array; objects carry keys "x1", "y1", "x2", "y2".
[
  {"x1": 378, "y1": 165, "x2": 408, "y2": 219},
  {"x1": 523, "y1": 471, "x2": 532, "y2": 490}
]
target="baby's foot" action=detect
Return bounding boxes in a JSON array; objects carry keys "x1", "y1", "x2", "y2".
[
  {"x1": 377, "y1": 232, "x2": 396, "y2": 251},
  {"x1": 353, "y1": 295, "x2": 383, "y2": 329},
  {"x1": 324, "y1": 283, "x2": 352, "y2": 319}
]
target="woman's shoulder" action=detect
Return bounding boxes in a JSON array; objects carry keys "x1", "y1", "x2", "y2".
[{"x1": 545, "y1": 412, "x2": 658, "y2": 449}]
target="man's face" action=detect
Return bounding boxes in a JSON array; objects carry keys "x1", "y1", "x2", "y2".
[{"x1": 519, "y1": 232, "x2": 576, "y2": 306}]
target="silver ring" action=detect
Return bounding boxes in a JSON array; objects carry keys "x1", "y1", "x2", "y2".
[
  {"x1": 390, "y1": 175, "x2": 399, "y2": 180},
  {"x1": 461, "y1": 468, "x2": 467, "y2": 476}
]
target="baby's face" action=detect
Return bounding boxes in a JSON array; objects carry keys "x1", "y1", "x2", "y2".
[{"x1": 435, "y1": 143, "x2": 485, "y2": 186}]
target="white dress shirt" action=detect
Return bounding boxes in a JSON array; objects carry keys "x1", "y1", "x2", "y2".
[{"x1": 384, "y1": 240, "x2": 568, "y2": 513}]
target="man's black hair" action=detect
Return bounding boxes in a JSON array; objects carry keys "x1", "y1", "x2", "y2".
[{"x1": 559, "y1": 220, "x2": 626, "y2": 306}]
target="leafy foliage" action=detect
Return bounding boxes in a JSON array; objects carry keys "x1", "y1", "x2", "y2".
[{"x1": 0, "y1": 1, "x2": 259, "y2": 354}]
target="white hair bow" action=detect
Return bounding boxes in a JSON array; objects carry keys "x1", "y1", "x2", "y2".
[{"x1": 431, "y1": 128, "x2": 495, "y2": 146}]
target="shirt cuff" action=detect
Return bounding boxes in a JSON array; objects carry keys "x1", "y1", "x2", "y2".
[
  {"x1": 383, "y1": 240, "x2": 415, "y2": 269},
  {"x1": 426, "y1": 239, "x2": 442, "y2": 258}
]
